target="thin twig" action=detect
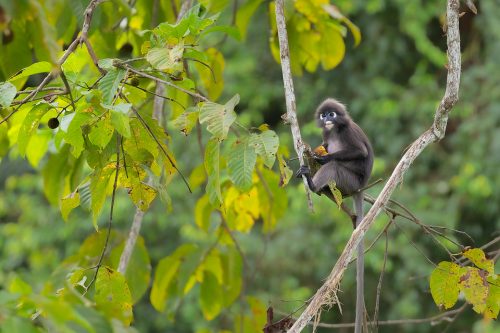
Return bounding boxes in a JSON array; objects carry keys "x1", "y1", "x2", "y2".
[
  {"x1": 85, "y1": 135, "x2": 121, "y2": 292},
  {"x1": 372, "y1": 228, "x2": 389, "y2": 330}
]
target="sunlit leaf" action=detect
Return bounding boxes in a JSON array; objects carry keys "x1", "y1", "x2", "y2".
[
  {"x1": 430, "y1": 261, "x2": 461, "y2": 309},
  {"x1": 95, "y1": 267, "x2": 133, "y2": 326},
  {"x1": 0, "y1": 82, "x2": 17, "y2": 107},
  {"x1": 8, "y1": 61, "x2": 52, "y2": 82},
  {"x1": 25, "y1": 129, "x2": 51, "y2": 167},
  {"x1": 106, "y1": 103, "x2": 132, "y2": 138},
  {"x1": 146, "y1": 44, "x2": 184, "y2": 74},
  {"x1": 17, "y1": 103, "x2": 50, "y2": 156},
  {"x1": 60, "y1": 191, "x2": 80, "y2": 222},
  {"x1": 199, "y1": 94, "x2": 238, "y2": 140},
  {"x1": 228, "y1": 138, "x2": 257, "y2": 192}
]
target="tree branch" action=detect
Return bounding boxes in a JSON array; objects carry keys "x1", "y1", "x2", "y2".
[
  {"x1": 274, "y1": 0, "x2": 314, "y2": 211},
  {"x1": 287, "y1": 0, "x2": 461, "y2": 331}
]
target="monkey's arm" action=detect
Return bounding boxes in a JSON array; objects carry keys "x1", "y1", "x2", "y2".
[
  {"x1": 295, "y1": 165, "x2": 320, "y2": 192},
  {"x1": 314, "y1": 148, "x2": 367, "y2": 164}
]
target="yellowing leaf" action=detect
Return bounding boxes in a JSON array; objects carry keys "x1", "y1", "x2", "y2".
[
  {"x1": 95, "y1": 267, "x2": 133, "y2": 326},
  {"x1": 90, "y1": 164, "x2": 116, "y2": 228},
  {"x1": 463, "y1": 248, "x2": 494, "y2": 274},
  {"x1": 60, "y1": 192, "x2": 80, "y2": 222},
  {"x1": 320, "y1": 24, "x2": 346, "y2": 70},
  {"x1": 429, "y1": 261, "x2": 461, "y2": 309},
  {"x1": 459, "y1": 266, "x2": 489, "y2": 314},
  {"x1": 88, "y1": 113, "x2": 114, "y2": 148},
  {"x1": 172, "y1": 108, "x2": 199, "y2": 135},
  {"x1": 277, "y1": 153, "x2": 293, "y2": 187},
  {"x1": 235, "y1": 0, "x2": 264, "y2": 40},
  {"x1": 485, "y1": 275, "x2": 499, "y2": 319},
  {"x1": 195, "y1": 195, "x2": 212, "y2": 231},
  {"x1": 234, "y1": 212, "x2": 254, "y2": 233},
  {"x1": 194, "y1": 48, "x2": 225, "y2": 101},
  {"x1": 129, "y1": 180, "x2": 157, "y2": 212}
]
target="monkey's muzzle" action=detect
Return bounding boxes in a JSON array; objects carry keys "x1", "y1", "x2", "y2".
[{"x1": 324, "y1": 121, "x2": 334, "y2": 130}]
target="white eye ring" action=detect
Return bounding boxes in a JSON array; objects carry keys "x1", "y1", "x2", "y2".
[
  {"x1": 319, "y1": 114, "x2": 324, "y2": 120},
  {"x1": 330, "y1": 112, "x2": 337, "y2": 118}
]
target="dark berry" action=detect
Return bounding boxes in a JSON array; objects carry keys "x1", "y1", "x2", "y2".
[{"x1": 48, "y1": 117, "x2": 59, "y2": 129}]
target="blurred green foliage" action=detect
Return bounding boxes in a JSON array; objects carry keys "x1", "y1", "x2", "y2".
[{"x1": 1, "y1": 0, "x2": 499, "y2": 332}]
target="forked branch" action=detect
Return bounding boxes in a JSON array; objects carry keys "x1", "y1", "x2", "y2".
[{"x1": 287, "y1": 0, "x2": 461, "y2": 331}]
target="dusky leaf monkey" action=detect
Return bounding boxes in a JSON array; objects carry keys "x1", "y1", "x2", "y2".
[{"x1": 296, "y1": 98, "x2": 374, "y2": 333}]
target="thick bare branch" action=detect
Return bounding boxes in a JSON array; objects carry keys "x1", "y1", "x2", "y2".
[
  {"x1": 287, "y1": 0, "x2": 461, "y2": 331},
  {"x1": 274, "y1": 0, "x2": 314, "y2": 210}
]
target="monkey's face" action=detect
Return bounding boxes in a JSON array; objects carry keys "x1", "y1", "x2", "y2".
[{"x1": 319, "y1": 111, "x2": 337, "y2": 130}]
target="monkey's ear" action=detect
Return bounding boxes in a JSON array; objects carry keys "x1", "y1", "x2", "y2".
[{"x1": 313, "y1": 145, "x2": 328, "y2": 156}]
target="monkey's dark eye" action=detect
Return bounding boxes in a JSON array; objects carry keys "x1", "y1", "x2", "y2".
[{"x1": 329, "y1": 112, "x2": 337, "y2": 118}]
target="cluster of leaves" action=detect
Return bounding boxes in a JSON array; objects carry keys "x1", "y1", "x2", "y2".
[
  {"x1": 430, "y1": 248, "x2": 499, "y2": 319},
  {"x1": 269, "y1": 0, "x2": 360, "y2": 75}
]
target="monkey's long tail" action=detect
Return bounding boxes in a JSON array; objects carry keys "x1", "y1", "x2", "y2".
[{"x1": 353, "y1": 192, "x2": 365, "y2": 333}]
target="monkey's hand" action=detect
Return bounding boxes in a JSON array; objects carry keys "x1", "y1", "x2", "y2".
[
  {"x1": 314, "y1": 154, "x2": 335, "y2": 165},
  {"x1": 296, "y1": 165, "x2": 310, "y2": 178}
]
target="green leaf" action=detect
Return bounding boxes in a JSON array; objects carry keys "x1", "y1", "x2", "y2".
[
  {"x1": 98, "y1": 68, "x2": 127, "y2": 105},
  {"x1": 201, "y1": 25, "x2": 241, "y2": 41},
  {"x1": 110, "y1": 237, "x2": 151, "y2": 303},
  {"x1": 95, "y1": 267, "x2": 133, "y2": 326},
  {"x1": 228, "y1": 138, "x2": 257, "y2": 192},
  {"x1": 221, "y1": 248, "x2": 243, "y2": 307},
  {"x1": 459, "y1": 266, "x2": 489, "y2": 314},
  {"x1": 107, "y1": 103, "x2": 132, "y2": 138},
  {"x1": 60, "y1": 191, "x2": 80, "y2": 222},
  {"x1": 0, "y1": 82, "x2": 17, "y2": 107},
  {"x1": 430, "y1": 261, "x2": 461, "y2": 309},
  {"x1": 63, "y1": 112, "x2": 92, "y2": 158},
  {"x1": 42, "y1": 145, "x2": 72, "y2": 205},
  {"x1": 462, "y1": 248, "x2": 494, "y2": 274},
  {"x1": 319, "y1": 24, "x2": 346, "y2": 70},
  {"x1": 97, "y1": 58, "x2": 115, "y2": 70},
  {"x1": 88, "y1": 113, "x2": 114, "y2": 148},
  {"x1": 204, "y1": 137, "x2": 222, "y2": 204},
  {"x1": 236, "y1": 0, "x2": 264, "y2": 40},
  {"x1": 150, "y1": 244, "x2": 198, "y2": 312},
  {"x1": 199, "y1": 271, "x2": 223, "y2": 320},
  {"x1": 17, "y1": 104, "x2": 50, "y2": 156},
  {"x1": 8, "y1": 61, "x2": 52, "y2": 82},
  {"x1": 199, "y1": 94, "x2": 238, "y2": 140},
  {"x1": 327, "y1": 182, "x2": 343, "y2": 208},
  {"x1": 171, "y1": 108, "x2": 199, "y2": 135},
  {"x1": 146, "y1": 44, "x2": 184, "y2": 73},
  {"x1": 25, "y1": 129, "x2": 51, "y2": 167},
  {"x1": 249, "y1": 130, "x2": 279, "y2": 168}
]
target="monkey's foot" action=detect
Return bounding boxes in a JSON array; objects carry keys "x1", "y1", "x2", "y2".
[{"x1": 296, "y1": 165, "x2": 310, "y2": 178}]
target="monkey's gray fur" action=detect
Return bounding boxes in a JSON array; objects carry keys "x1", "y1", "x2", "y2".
[{"x1": 296, "y1": 98, "x2": 374, "y2": 333}]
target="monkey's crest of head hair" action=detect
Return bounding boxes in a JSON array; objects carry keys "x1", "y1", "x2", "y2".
[{"x1": 315, "y1": 98, "x2": 351, "y2": 128}]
